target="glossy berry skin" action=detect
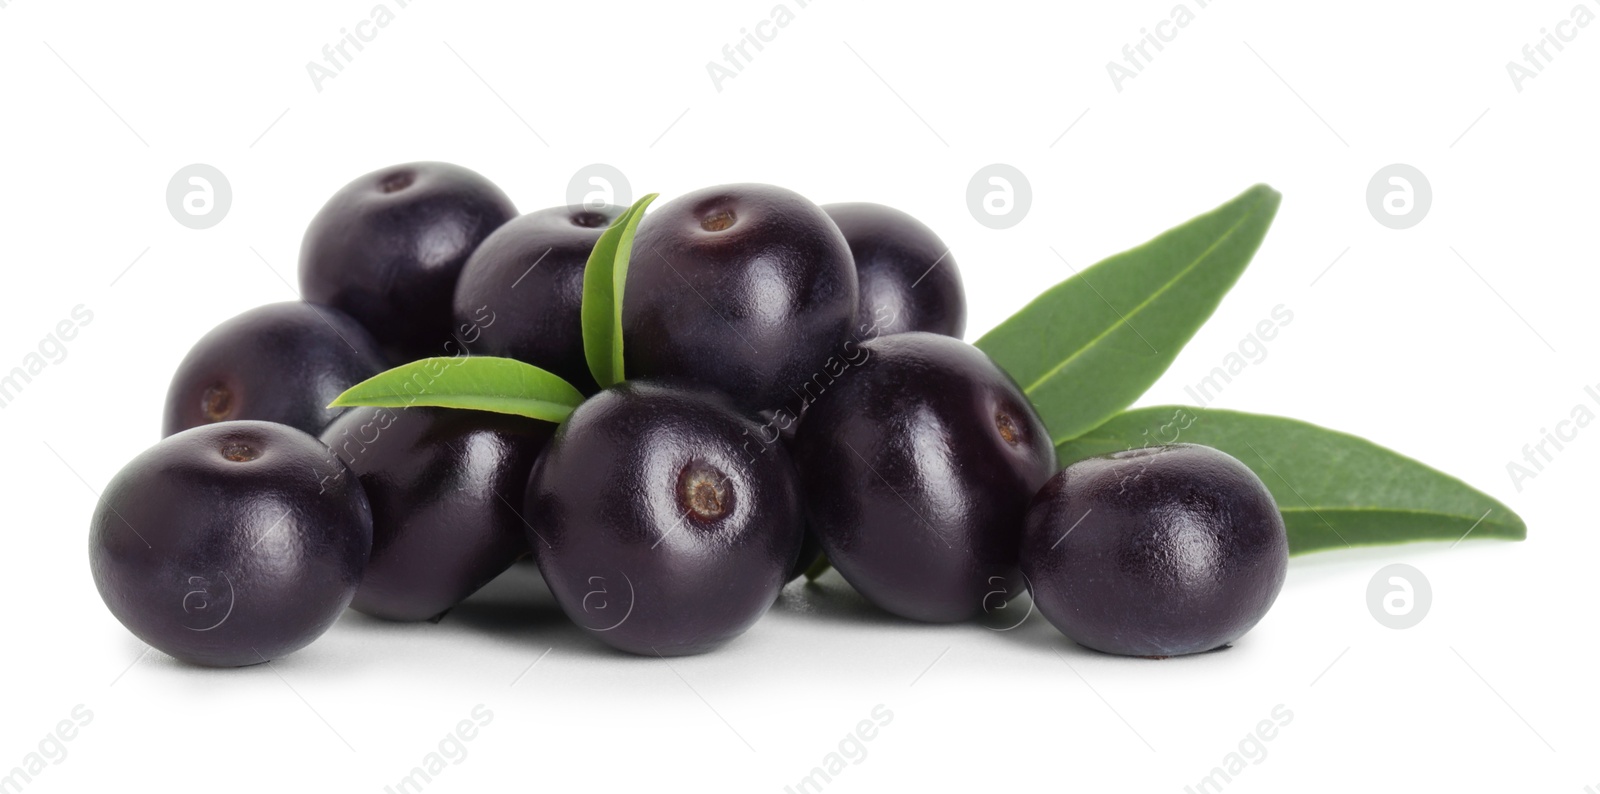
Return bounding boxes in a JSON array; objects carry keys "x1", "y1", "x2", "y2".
[
  {"x1": 787, "y1": 530, "x2": 825, "y2": 583},
  {"x1": 321, "y1": 407, "x2": 554, "y2": 622},
  {"x1": 299, "y1": 162, "x2": 517, "y2": 360},
  {"x1": 89, "y1": 421, "x2": 371, "y2": 667},
  {"x1": 823, "y1": 202, "x2": 965, "y2": 338},
  {"x1": 623, "y1": 183, "x2": 858, "y2": 412},
  {"x1": 162, "y1": 302, "x2": 388, "y2": 439},
  {"x1": 747, "y1": 412, "x2": 823, "y2": 582},
  {"x1": 1020, "y1": 444, "x2": 1289, "y2": 657},
  {"x1": 792, "y1": 333, "x2": 1056, "y2": 622},
  {"x1": 451, "y1": 204, "x2": 624, "y2": 394},
  {"x1": 525, "y1": 382, "x2": 803, "y2": 655}
]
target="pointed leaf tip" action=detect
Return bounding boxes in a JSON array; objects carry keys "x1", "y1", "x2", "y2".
[{"x1": 328, "y1": 356, "x2": 585, "y2": 424}]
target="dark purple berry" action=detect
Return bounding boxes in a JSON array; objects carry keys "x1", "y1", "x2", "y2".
[
  {"x1": 451, "y1": 204, "x2": 625, "y2": 393},
  {"x1": 792, "y1": 332, "x2": 1056, "y2": 622},
  {"x1": 824, "y1": 202, "x2": 965, "y2": 338},
  {"x1": 321, "y1": 407, "x2": 554, "y2": 622},
  {"x1": 162, "y1": 301, "x2": 387, "y2": 438},
  {"x1": 622, "y1": 183, "x2": 857, "y2": 412},
  {"x1": 89, "y1": 421, "x2": 371, "y2": 667},
  {"x1": 1020, "y1": 443, "x2": 1289, "y2": 657},
  {"x1": 525, "y1": 383, "x2": 803, "y2": 655},
  {"x1": 299, "y1": 162, "x2": 516, "y2": 360}
]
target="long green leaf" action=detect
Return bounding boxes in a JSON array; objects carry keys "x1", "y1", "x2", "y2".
[
  {"x1": 581, "y1": 193, "x2": 658, "y2": 389},
  {"x1": 976, "y1": 184, "x2": 1281, "y2": 445},
  {"x1": 329, "y1": 356, "x2": 585, "y2": 424},
  {"x1": 1055, "y1": 406, "x2": 1527, "y2": 555}
]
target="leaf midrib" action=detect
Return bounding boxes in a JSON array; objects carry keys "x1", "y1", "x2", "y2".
[{"x1": 1021, "y1": 200, "x2": 1264, "y2": 396}]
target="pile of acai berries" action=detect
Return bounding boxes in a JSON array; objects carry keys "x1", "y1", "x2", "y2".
[{"x1": 88, "y1": 162, "x2": 1288, "y2": 667}]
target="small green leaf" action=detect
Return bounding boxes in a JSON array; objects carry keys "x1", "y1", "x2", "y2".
[
  {"x1": 329, "y1": 356, "x2": 585, "y2": 424},
  {"x1": 803, "y1": 554, "x2": 832, "y2": 582},
  {"x1": 976, "y1": 184, "x2": 1281, "y2": 445},
  {"x1": 1055, "y1": 406, "x2": 1527, "y2": 555},
  {"x1": 582, "y1": 193, "x2": 659, "y2": 389}
]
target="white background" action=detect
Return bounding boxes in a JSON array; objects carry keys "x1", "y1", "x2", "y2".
[{"x1": 1, "y1": 1, "x2": 1595, "y2": 792}]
